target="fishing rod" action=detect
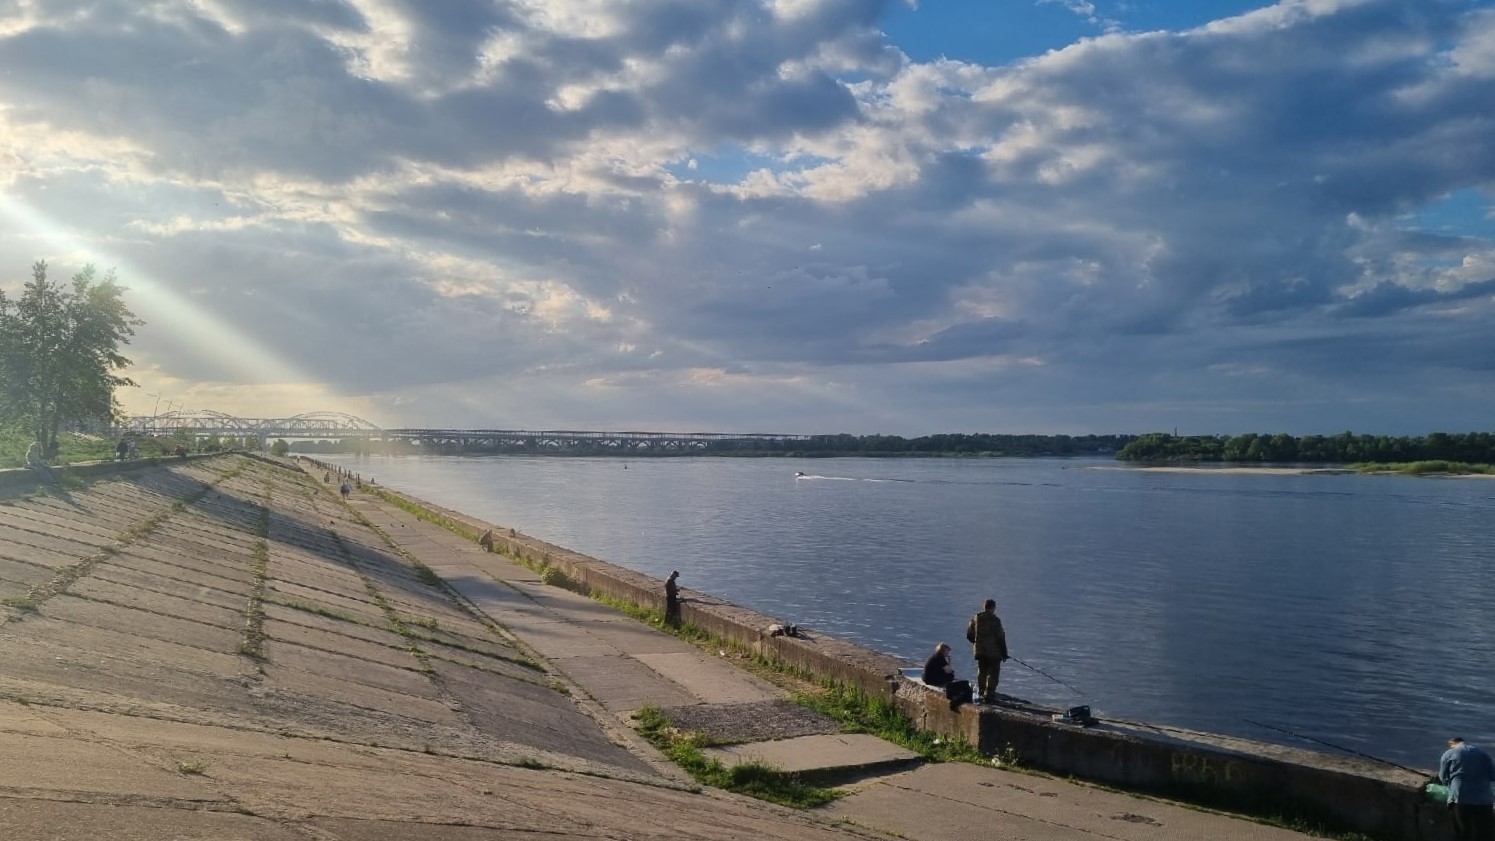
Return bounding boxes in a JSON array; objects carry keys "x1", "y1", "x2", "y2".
[
  {"x1": 1241, "y1": 718, "x2": 1429, "y2": 778},
  {"x1": 1010, "y1": 656, "x2": 1086, "y2": 697}
]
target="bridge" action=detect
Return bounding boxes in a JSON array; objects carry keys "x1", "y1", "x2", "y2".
[{"x1": 115, "y1": 410, "x2": 811, "y2": 453}]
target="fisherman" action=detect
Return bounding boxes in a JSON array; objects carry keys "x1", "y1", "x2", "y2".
[
  {"x1": 1440, "y1": 737, "x2": 1495, "y2": 840},
  {"x1": 664, "y1": 570, "x2": 681, "y2": 628},
  {"x1": 965, "y1": 598, "x2": 1009, "y2": 704}
]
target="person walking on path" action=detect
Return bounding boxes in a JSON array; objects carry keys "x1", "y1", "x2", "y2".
[
  {"x1": 1441, "y1": 737, "x2": 1495, "y2": 840},
  {"x1": 664, "y1": 570, "x2": 682, "y2": 627},
  {"x1": 966, "y1": 598, "x2": 1009, "y2": 704},
  {"x1": 339, "y1": 480, "x2": 352, "y2": 500}
]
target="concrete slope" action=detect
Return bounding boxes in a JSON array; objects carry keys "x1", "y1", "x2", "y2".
[{"x1": 0, "y1": 456, "x2": 881, "y2": 840}]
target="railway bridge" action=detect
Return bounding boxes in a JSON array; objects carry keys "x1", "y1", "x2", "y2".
[{"x1": 115, "y1": 411, "x2": 810, "y2": 454}]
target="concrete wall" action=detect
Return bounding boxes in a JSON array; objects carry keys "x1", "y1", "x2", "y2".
[{"x1": 313, "y1": 465, "x2": 1444, "y2": 841}]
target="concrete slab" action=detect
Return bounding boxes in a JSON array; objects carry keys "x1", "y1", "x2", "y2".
[
  {"x1": 634, "y1": 651, "x2": 783, "y2": 705},
  {"x1": 91, "y1": 563, "x2": 249, "y2": 610},
  {"x1": 3, "y1": 617, "x2": 243, "y2": 674},
  {"x1": 0, "y1": 555, "x2": 54, "y2": 586},
  {"x1": 263, "y1": 640, "x2": 436, "y2": 699},
  {"x1": 828, "y1": 762, "x2": 1319, "y2": 841},
  {"x1": 0, "y1": 799, "x2": 308, "y2": 841},
  {"x1": 262, "y1": 602, "x2": 405, "y2": 646},
  {"x1": 0, "y1": 700, "x2": 69, "y2": 735},
  {"x1": 39, "y1": 594, "x2": 242, "y2": 653},
  {"x1": 428, "y1": 659, "x2": 653, "y2": 775},
  {"x1": 659, "y1": 700, "x2": 839, "y2": 744},
  {"x1": 262, "y1": 665, "x2": 462, "y2": 727},
  {"x1": 556, "y1": 654, "x2": 697, "y2": 712},
  {"x1": 0, "y1": 731, "x2": 226, "y2": 801},
  {"x1": 265, "y1": 618, "x2": 420, "y2": 669},
  {"x1": 265, "y1": 580, "x2": 387, "y2": 623},
  {"x1": 0, "y1": 541, "x2": 82, "y2": 571},
  {"x1": 705, "y1": 734, "x2": 920, "y2": 776},
  {"x1": 66, "y1": 578, "x2": 243, "y2": 629}
]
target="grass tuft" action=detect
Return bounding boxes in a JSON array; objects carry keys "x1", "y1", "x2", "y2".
[{"x1": 633, "y1": 706, "x2": 839, "y2": 808}]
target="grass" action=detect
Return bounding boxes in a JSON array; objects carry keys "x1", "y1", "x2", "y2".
[
  {"x1": 2, "y1": 595, "x2": 39, "y2": 613},
  {"x1": 367, "y1": 486, "x2": 481, "y2": 540},
  {"x1": 1350, "y1": 460, "x2": 1495, "y2": 475},
  {"x1": 176, "y1": 760, "x2": 207, "y2": 775},
  {"x1": 793, "y1": 681, "x2": 983, "y2": 764},
  {"x1": 238, "y1": 479, "x2": 273, "y2": 660},
  {"x1": 267, "y1": 597, "x2": 357, "y2": 624},
  {"x1": 633, "y1": 706, "x2": 840, "y2": 808}
]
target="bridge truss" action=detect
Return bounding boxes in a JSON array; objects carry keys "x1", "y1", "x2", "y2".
[{"x1": 115, "y1": 412, "x2": 809, "y2": 453}]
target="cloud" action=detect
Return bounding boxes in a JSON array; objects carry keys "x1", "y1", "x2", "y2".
[{"x1": 1, "y1": 0, "x2": 1493, "y2": 433}]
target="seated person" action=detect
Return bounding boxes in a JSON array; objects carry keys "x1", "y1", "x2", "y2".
[
  {"x1": 922, "y1": 642, "x2": 956, "y2": 686},
  {"x1": 922, "y1": 642, "x2": 973, "y2": 707}
]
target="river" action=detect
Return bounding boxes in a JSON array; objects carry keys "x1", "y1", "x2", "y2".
[{"x1": 318, "y1": 454, "x2": 1495, "y2": 768}]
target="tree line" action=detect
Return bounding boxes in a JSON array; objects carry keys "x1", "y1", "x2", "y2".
[
  {"x1": 294, "y1": 432, "x2": 1137, "y2": 457},
  {"x1": 1116, "y1": 431, "x2": 1495, "y2": 464},
  {"x1": 0, "y1": 261, "x2": 140, "y2": 464}
]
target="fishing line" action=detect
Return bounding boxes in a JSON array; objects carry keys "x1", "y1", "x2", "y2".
[
  {"x1": 1010, "y1": 656, "x2": 1087, "y2": 697},
  {"x1": 1241, "y1": 718, "x2": 1428, "y2": 777}
]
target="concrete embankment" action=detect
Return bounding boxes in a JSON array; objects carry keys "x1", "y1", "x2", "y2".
[
  {"x1": 0, "y1": 455, "x2": 877, "y2": 840},
  {"x1": 343, "y1": 468, "x2": 1447, "y2": 841}
]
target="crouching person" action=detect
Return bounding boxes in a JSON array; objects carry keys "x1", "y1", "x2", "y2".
[{"x1": 922, "y1": 642, "x2": 972, "y2": 708}]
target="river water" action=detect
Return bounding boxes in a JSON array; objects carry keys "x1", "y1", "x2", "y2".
[{"x1": 320, "y1": 454, "x2": 1495, "y2": 768}]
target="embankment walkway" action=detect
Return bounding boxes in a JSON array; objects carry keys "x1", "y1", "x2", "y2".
[{"x1": 0, "y1": 454, "x2": 1324, "y2": 839}]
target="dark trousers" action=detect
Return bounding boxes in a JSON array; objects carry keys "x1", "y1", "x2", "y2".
[
  {"x1": 665, "y1": 597, "x2": 681, "y2": 627},
  {"x1": 976, "y1": 657, "x2": 1002, "y2": 701},
  {"x1": 1452, "y1": 804, "x2": 1495, "y2": 841}
]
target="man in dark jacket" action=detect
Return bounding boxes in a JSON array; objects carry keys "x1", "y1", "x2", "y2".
[
  {"x1": 1441, "y1": 737, "x2": 1495, "y2": 840},
  {"x1": 966, "y1": 598, "x2": 1009, "y2": 704},
  {"x1": 664, "y1": 570, "x2": 681, "y2": 627}
]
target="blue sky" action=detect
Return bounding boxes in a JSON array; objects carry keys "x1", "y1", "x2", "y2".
[{"x1": 1, "y1": 0, "x2": 1493, "y2": 436}]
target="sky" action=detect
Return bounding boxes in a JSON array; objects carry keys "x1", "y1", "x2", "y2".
[{"x1": 1, "y1": 0, "x2": 1493, "y2": 436}]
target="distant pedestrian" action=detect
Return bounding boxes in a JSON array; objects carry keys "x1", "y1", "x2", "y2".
[
  {"x1": 339, "y1": 480, "x2": 351, "y2": 500},
  {"x1": 479, "y1": 529, "x2": 495, "y2": 551},
  {"x1": 965, "y1": 598, "x2": 1009, "y2": 704},
  {"x1": 24, "y1": 440, "x2": 56, "y2": 485},
  {"x1": 323, "y1": 471, "x2": 331, "y2": 483},
  {"x1": 115, "y1": 438, "x2": 129, "y2": 460},
  {"x1": 1441, "y1": 737, "x2": 1495, "y2": 840},
  {"x1": 664, "y1": 570, "x2": 682, "y2": 627}
]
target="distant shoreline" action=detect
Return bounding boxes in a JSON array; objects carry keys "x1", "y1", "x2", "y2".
[{"x1": 1090, "y1": 464, "x2": 1495, "y2": 478}]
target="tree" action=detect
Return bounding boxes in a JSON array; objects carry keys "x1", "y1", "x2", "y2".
[
  {"x1": 0, "y1": 261, "x2": 141, "y2": 458},
  {"x1": 270, "y1": 439, "x2": 290, "y2": 456}
]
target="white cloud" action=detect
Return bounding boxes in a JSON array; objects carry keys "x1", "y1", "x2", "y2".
[{"x1": 1, "y1": 0, "x2": 1493, "y2": 433}]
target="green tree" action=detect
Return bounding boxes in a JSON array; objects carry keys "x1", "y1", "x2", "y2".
[
  {"x1": 270, "y1": 439, "x2": 290, "y2": 456},
  {"x1": 0, "y1": 261, "x2": 141, "y2": 458}
]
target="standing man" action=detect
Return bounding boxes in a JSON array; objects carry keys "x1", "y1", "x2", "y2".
[
  {"x1": 1441, "y1": 737, "x2": 1495, "y2": 840},
  {"x1": 664, "y1": 570, "x2": 682, "y2": 628},
  {"x1": 966, "y1": 598, "x2": 1009, "y2": 704}
]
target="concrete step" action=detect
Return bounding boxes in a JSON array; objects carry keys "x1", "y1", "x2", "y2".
[{"x1": 703, "y1": 733, "x2": 923, "y2": 784}]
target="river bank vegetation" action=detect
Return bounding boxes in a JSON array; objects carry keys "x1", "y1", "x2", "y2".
[
  {"x1": 1117, "y1": 431, "x2": 1495, "y2": 466},
  {"x1": 292, "y1": 432, "x2": 1136, "y2": 458}
]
